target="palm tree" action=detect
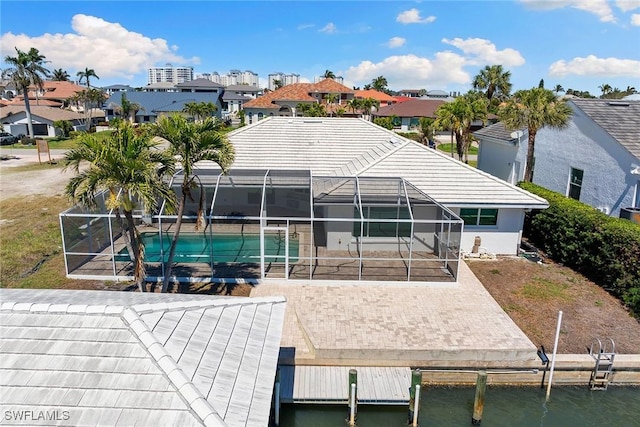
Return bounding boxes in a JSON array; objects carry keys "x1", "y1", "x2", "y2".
[
  {"x1": 360, "y1": 97, "x2": 379, "y2": 120},
  {"x1": 64, "y1": 121, "x2": 177, "y2": 292},
  {"x1": 68, "y1": 87, "x2": 106, "y2": 130},
  {"x1": 347, "y1": 98, "x2": 362, "y2": 115},
  {"x1": 2, "y1": 47, "x2": 51, "y2": 138},
  {"x1": 435, "y1": 93, "x2": 486, "y2": 162},
  {"x1": 151, "y1": 115, "x2": 235, "y2": 293},
  {"x1": 371, "y1": 76, "x2": 388, "y2": 93},
  {"x1": 498, "y1": 87, "x2": 572, "y2": 182},
  {"x1": 625, "y1": 86, "x2": 637, "y2": 95},
  {"x1": 77, "y1": 67, "x2": 99, "y2": 88},
  {"x1": 52, "y1": 68, "x2": 70, "y2": 81},
  {"x1": 553, "y1": 84, "x2": 565, "y2": 96},
  {"x1": 323, "y1": 70, "x2": 336, "y2": 79},
  {"x1": 472, "y1": 64, "x2": 512, "y2": 102},
  {"x1": 324, "y1": 93, "x2": 338, "y2": 117},
  {"x1": 273, "y1": 79, "x2": 283, "y2": 90},
  {"x1": 418, "y1": 117, "x2": 436, "y2": 146},
  {"x1": 598, "y1": 83, "x2": 612, "y2": 98}
]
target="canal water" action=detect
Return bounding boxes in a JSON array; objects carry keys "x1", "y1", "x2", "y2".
[{"x1": 278, "y1": 386, "x2": 640, "y2": 426}]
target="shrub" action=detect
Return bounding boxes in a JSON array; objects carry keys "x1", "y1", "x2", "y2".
[{"x1": 519, "y1": 182, "x2": 640, "y2": 317}]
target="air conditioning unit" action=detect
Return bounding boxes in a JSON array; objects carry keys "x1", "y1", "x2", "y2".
[{"x1": 620, "y1": 207, "x2": 640, "y2": 225}]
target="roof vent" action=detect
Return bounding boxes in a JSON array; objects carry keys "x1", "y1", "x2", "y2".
[
  {"x1": 608, "y1": 101, "x2": 630, "y2": 107},
  {"x1": 389, "y1": 138, "x2": 402, "y2": 145}
]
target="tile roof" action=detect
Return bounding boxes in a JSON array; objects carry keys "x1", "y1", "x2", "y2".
[
  {"x1": 0, "y1": 289, "x2": 286, "y2": 427},
  {"x1": 26, "y1": 81, "x2": 86, "y2": 101},
  {"x1": 570, "y1": 99, "x2": 640, "y2": 159},
  {"x1": 223, "y1": 117, "x2": 548, "y2": 207},
  {"x1": 373, "y1": 98, "x2": 444, "y2": 118},
  {"x1": 244, "y1": 79, "x2": 354, "y2": 109},
  {"x1": 0, "y1": 105, "x2": 87, "y2": 122},
  {"x1": 354, "y1": 89, "x2": 397, "y2": 103}
]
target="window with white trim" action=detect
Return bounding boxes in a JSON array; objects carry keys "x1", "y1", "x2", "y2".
[
  {"x1": 353, "y1": 206, "x2": 411, "y2": 237},
  {"x1": 459, "y1": 208, "x2": 498, "y2": 226}
]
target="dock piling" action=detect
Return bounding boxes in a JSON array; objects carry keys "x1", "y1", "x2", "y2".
[
  {"x1": 348, "y1": 368, "x2": 357, "y2": 426},
  {"x1": 472, "y1": 370, "x2": 487, "y2": 425},
  {"x1": 408, "y1": 369, "x2": 422, "y2": 425}
]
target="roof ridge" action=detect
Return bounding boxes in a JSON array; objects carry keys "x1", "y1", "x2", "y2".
[{"x1": 122, "y1": 307, "x2": 227, "y2": 427}]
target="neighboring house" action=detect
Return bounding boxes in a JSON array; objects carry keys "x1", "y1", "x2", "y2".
[
  {"x1": 102, "y1": 84, "x2": 134, "y2": 96},
  {"x1": 143, "y1": 82, "x2": 179, "y2": 92},
  {"x1": 222, "y1": 85, "x2": 262, "y2": 116},
  {"x1": 354, "y1": 89, "x2": 397, "y2": 106},
  {"x1": 242, "y1": 79, "x2": 355, "y2": 123},
  {"x1": 0, "y1": 105, "x2": 101, "y2": 136},
  {"x1": 0, "y1": 289, "x2": 286, "y2": 427},
  {"x1": 398, "y1": 89, "x2": 422, "y2": 98},
  {"x1": 421, "y1": 90, "x2": 456, "y2": 101},
  {"x1": 6, "y1": 81, "x2": 86, "y2": 108},
  {"x1": 176, "y1": 78, "x2": 224, "y2": 94},
  {"x1": 226, "y1": 117, "x2": 547, "y2": 256},
  {"x1": 103, "y1": 92, "x2": 223, "y2": 123},
  {"x1": 372, "y1": 98, "x2": 444, "y2": 131},
  {"x1": 475, "y1": 99, "x2": 640, "y2": 217}
]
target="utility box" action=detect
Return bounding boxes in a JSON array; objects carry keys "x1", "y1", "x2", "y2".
[{"x1": 619, "y1": 207, "x2": 640, "y2": 225}]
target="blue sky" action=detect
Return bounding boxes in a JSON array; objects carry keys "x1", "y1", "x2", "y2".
[{"x1": 1, "y1": 0, "x2": 639, "y2": 95}]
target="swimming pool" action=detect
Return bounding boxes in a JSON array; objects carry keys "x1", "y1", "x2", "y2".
[{"x1": 119, "y1": 232, "x2": 299, "y2": 263}]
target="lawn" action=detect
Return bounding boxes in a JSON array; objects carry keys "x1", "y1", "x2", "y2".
[{"x1": 437, "y1": 143, "x2": 478, "y2": 155}]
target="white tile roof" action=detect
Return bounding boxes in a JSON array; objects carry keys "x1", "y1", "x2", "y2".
[
  {"x1": 0, "y1": 289, "x2": 286, "y2": 427},
  {"x1": 225, "y1": 117, "x2": 547, "y2": 208}
]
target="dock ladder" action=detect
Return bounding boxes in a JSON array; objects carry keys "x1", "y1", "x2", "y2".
[{"x1": 589, "y1": 338, "x2": 615, "y2": 390}]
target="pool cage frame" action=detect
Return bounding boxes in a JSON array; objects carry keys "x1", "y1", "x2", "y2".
[{"x1": 60, "y1": 169, "x2": 463, "y2": 285}]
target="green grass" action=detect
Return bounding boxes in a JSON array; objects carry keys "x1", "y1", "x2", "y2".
[
  {"x1": 6, "y1": 130, "x2": 115, "y2": 150},
  {"x1": 520, "y1": 276, "x2": 572, "y2": 301},
  {"x1": 437, "y1": 143, "x2": 478, "y2": 155}
]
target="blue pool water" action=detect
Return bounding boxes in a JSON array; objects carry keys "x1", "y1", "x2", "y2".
[{"x1": 119, "y1": 232, "x2": 299, "y2": 263}]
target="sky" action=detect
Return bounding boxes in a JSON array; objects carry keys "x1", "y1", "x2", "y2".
[{"x1": 1, "y1": 0, "x2": 639, "y2": 96}]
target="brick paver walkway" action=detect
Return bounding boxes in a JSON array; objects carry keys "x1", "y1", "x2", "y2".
[{"x1": 252, "y1": 261, "x2": 536, "y2": 365}]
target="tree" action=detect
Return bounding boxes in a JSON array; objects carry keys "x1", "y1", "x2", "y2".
[
  {"x1": 498, "y1": 87, "x2": 572, "y2": 182},
  {"x1": 347, "y1": 98, "x2": 362, "y2": 115},
  {"x1": 360, "y1": 97, "x2": 380, "y2": 120},
  {"x1": 435, "y1": 92, "x2": 487, "y2": 162},
  {"x1": 553, "y1": 84, "x2": 565, "y2": 96},
  {"x1": 538, "y1": 79, "x2": 545, "y2": 89},
  {"x1": 323, "y1": 70, "x2": 336, "y2": 79},
  {"x1": 113, "y1": 92, "x2": 143, "y2": 123},
  {"x1": 68, "y1": 88, "x2": 106, "y2": 131},
  {"x1": 273, "y1": 79, "x2": 283, "y2": 90},
  {"x1": 64, "y1": 121, "x2": 177, "y2": 292},
  {"x1": 598, "y1": 83, "x2": 612, "y2": 98},
  {"x1": 183, "y1": 101, "x2": 217, "y2": 122},
  {"x1": 324, "y1": 93, "x2": 338, "y2": 117},
  {"x1": 417, "y1": 117, "x2": 436, "y2": 146},
  {"x1": 53, "y1": 119, "x2": 73, "y2": 137},
  {"x1": 296, "y1": 102, "x2": 326, "y2": 117},
  {"x1": 371, "y1": 76, "x2": 388, "y2": 93},
  {"x1": 151, "y1": 115, "x2": 235, "y2": 293},
  {"x1": 52, "y1": 68, "x2": 70, "y2": 81},
  {"x1": 2, "y1": 47, "x2": 51, "y2": 138},
  {"x1": 472, "y1": 65, "x2": 512, "y2": 102},
  {"x1": 373, "y1": 116, "x2": 396, "y2": 130},
  {"x1": 77, "y1": 67, "x2": 99, "y2": 88},
  {"x1": 625, "y1": 86, "x2": 637, "y2": 95}
]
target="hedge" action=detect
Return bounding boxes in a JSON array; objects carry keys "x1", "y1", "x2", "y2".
[{"x1": 519, "y1": 182, "x2": 640, "y2": 318}]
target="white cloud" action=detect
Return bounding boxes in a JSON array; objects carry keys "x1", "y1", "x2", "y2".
[
  {"x1": 319, "y1": 23, "x2": 337, "y2": 34},
  {"x1": 386, "y1": 37, "x2": 406, "y2": 48},
  {"x1": 343, "y1": 52, "x2": 469, "y2": 89},
  {"x1": 616, "y1": 0, "x2": 640, "y2": 13},
  {"x1": 519, "y1": 0, "x2": 616, "y2": 22},
  {"x1": 297, "y1": 23, "x2": 315, "y2": 30},
  {"x1": 396, "y1": 9, "x2": 436, "y2": 24},
  {"x1": 0, "y1": 14, "x2": 198, "y2": 81},
  {"x1": 549, "y1": 55, "x2": 640, "y2": 77},
  {"x1": 441, "y1": 38, "x2": 525, "y2": 67},
  {"x1": 632, "y1": 13, "x2": 640, "y2": 24}
]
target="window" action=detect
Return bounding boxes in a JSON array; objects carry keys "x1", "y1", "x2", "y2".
[
  {"x1": 353, "y1": 206, "x2": 411, "y2": 238},
  {"x1": 460, "y1": 208, "x2": 498, "y2": 226},
  {"x1": 568, "y1": 168, "x2": 583, "y2": 200}
]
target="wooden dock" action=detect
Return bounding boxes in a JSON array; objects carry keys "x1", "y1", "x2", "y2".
[{"x1": 278, "y1": 366, "x2": 411, "y2": 405}]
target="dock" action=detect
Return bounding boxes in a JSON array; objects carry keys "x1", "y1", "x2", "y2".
[{"x1": 278, "y1": 366, "x2": 411, "y2": 404}]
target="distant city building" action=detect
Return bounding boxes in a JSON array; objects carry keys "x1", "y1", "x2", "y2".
[
  {"x1": 200, "y1": 70, "x2": 259, "y2": 87},
  {"x1": 147, "y1": 64, "x2": 194, "y2": 85},
  {"x1": 268, "y1": 72, "x2": 300, "y2": 90},
  {"x1": 315, "y1": 76, "x2": 344, "y2": 85}
]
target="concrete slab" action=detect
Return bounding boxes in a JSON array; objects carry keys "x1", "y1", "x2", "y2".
[{"x1": 252, "y1": 262, "x2": 537, "y2": 367}]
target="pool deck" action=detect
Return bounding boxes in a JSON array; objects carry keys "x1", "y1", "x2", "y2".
[{"x1": 251, "y1": 261, "x2": 538, "y2": 367}]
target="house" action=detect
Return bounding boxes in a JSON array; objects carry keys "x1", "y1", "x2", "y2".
[
  {"x1": 398, "y1": 89, "x2": 422, "y2": 98},
  {"x1": 372, "y1": 98, "x2": 445, "y2": 131},
  {"x1": 242, "y1": 79, "x2": 355, "y2": 123},
  {"x1": 0, "y1": 288, "x2": 286, "y2": 427},
  {"x1": 60, "y1": 117, "x2": 547, "y2": 285},
  {"x1": 354, "y1": 89, "x2": 397, "y2": 106},
  {"x1": 102, "y1": 84, "x2": 135, "y2": 96},
  {"x1": 0, "y1": 105, "x2": 102, "y2": 136},
  {"x1": 103, "y1": 91, "x2": 223, "y2": 124},
  {"x1": 221, "y1": 85, "x2": 262, "y2": 116},
  {"x1": 475, "y1": 99, "x2": 640, "y2": 217},
  {"x1": 3, "y1": 81, "x2": 87, "y2": 108},
  {"x1": 176, "y1": 78, "x2": 224, "y2": 94}
]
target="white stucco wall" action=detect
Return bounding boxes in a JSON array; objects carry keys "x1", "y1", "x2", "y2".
[
  {"x1": 477, "y1": 139, "x2": 521, "y2": 184},
  {"x1": 458, "y1": 208, "x2": 525, "y2": 255},
  {"x1": 519, "y1": 107, "x2": 639, "y2": 216}
]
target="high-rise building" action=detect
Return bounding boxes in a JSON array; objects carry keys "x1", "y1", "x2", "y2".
[
  {"x1": 147, "y1": 64, "x2": 194, "y2": 85},
  {"x1": 268, "y1": 72, "x2": 300, "y2": 90},
  {"x1": 205, "y1": 70, "x2": 259, "y2": 87}
]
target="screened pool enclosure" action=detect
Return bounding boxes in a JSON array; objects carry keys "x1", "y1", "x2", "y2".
[{"x1": 60, "y1": 169, "x2": 463, "y2": 284}]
